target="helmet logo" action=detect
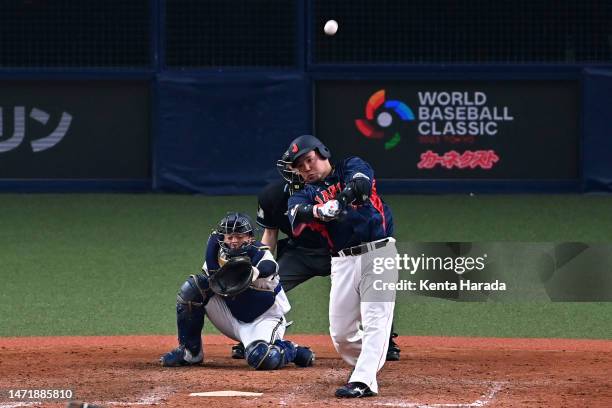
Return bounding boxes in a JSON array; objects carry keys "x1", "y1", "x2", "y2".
[{"x1": 292, "y1": 143, "x2": 299, "y2": 153}]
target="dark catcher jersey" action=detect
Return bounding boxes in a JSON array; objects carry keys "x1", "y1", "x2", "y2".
[
  {"x1": 257, "y1": 179, "x2": 328, "y2": 249},
  {"x1": 202, "y1": 234, "x2": 280, "y2": 323}
]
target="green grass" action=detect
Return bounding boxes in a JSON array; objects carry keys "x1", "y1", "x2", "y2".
[
  {"x1": 387, "y1": 194, "x2": 612, "y2": 242},
  {"x1": 1, "y1": 193, "x2": 611, "y2": 338}
]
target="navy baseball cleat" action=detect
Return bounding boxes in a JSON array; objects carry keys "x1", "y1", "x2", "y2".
[
  {"x1": 335, "y1": 382, "x2": 376, "y2": 398},
  {"x1": 231, "y1": 342, "x2": 245, "y2": 359},
  {"x1": 160, "y1": 345, "x2": 203, "y2": 367},
  {"x1": 293, "y1": 346, "x2": 315, "y2": 367},
  {"x1": 386, "y1": 332, "x2": 401, "y2": 361}
]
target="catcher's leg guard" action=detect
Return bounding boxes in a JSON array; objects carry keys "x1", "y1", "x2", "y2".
[
  {"x1": 273, "y1": 340, "x2": 315, "y2": 367},
  {"x1": 272, "y1": 339, "x2": 296, "y2": 362},
  {"x1": 293, "y1": 346, "x2": 315, "y2": 367},
  {"x1": 245, "y1": 341, "x2": 289, "y2": 370},
  {"x1": 176, "y1": 274, "x2": 209, "y2": 356}
]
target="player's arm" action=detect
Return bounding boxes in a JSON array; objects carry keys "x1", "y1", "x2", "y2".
[
  {"x1": 202, "y1": 232, "x2": 222, "y2": 274},
  {"x1": 248, "y1": 246, "x2": 278, "y2": 280},
  {"x1": 336, "y1": 157, "x2": 374, "y2": 207},
  {"x1": 254, "y1": 249, "x2": 279, "y2": 279},
  {"x1": 261, "y1": 228, "x2": 279, "y2": 253},
  {"x1": 288, "y1": 189, "x2": 340, "y2": 225},
  {"x1": 256, "y1": 187, "x2": 281, "y2": 253},
  {"x1": 288, "y1": 191, "x2": 315, "y2": 227},
  {"x1": 287, "y1": 190, "x2": 320, "y2": 224}
]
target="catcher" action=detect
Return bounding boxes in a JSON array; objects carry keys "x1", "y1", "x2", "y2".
[{"x1": 160, "y1": 212, "x2": 315, "y2": 370}]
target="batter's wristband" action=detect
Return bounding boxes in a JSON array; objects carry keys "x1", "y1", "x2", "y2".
[{"x1": 294, "y1": 203, "x2": 315, "y2": 222}]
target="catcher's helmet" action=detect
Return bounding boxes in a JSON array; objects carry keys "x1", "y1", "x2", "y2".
[
  {"x1": 216, "y1": 212, "x2": 256, "y2": 257},
  {"x1": 283, "y1": 135, "x2": 331, "y2": 165}
]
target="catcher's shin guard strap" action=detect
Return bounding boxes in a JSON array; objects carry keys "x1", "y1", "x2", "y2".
[
  {"x1": 176, "y1": 295, "x2": 202, "y2": 313},
  {"x1": 176, "y1": 275, "x2": 211, "y2": 310},
  {"x1": 190, "y1": 274, "x2": 211, "y2": 301}
]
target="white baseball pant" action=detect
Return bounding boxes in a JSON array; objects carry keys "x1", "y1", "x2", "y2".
[
  {"x1": 204, "y1": 289, "x2": 291, "y2": 346},
  {"x1": 329, "y1": 238, "x2": 398, "y2": 394}
]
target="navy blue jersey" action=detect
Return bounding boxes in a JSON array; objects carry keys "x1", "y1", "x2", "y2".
[
  {"x1": 288, "y1": 157, "x2": 394, "y2": 252},
  {"x1": 202, "y1": 233, "x2": 281, "y2": 323}
]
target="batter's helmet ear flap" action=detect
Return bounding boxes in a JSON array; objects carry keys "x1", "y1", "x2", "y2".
[{"x1": 314, "y1": 142, "x2": 331, "y2": 159}]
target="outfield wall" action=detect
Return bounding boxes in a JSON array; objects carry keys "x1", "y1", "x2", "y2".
[{"x1": 1, "y1": 1, "x2": 612, "y2": 193}]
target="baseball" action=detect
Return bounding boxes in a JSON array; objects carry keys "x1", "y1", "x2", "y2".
[{"x1": 324, "y1": 20, "x2": 338, "y2": 36}]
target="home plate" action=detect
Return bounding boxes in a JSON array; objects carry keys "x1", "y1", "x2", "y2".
[{"x1": 189, "y1": 391, "x2": 263, "y2": 397}]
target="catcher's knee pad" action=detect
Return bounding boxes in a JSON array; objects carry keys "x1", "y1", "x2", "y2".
[
  {"x1": 245, "y1": 341, "x2": 286, "y2": 370},
  {"x1": 176, "y1": 274, "x2": 210, "y2": 314}
]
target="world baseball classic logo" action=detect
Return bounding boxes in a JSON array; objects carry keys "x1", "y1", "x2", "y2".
[{"x1": 355, "y1": 89, "x2": 415, "y2": 150}]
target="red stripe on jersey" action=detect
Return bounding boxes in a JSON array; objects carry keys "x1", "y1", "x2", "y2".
[
  {"x1": 292, "y1": 222, "x2": 334, "y2": 249},
  {"x1": 369, "y1": 179, "x2": 386, "y2": 232}
]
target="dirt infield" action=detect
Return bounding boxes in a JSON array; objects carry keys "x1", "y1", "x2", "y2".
[{"x1": 0, "y1": 335, "x2": 610, "y2": 408}]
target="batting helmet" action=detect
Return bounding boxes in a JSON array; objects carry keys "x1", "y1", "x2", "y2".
[{"x1": 283, "y1": 135, "x2": 331, "y2": 165}]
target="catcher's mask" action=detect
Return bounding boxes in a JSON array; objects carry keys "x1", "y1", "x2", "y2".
[
  {"x1": 276, "y1": 151, "x2": 304, "y2": 195},
  {"x1": 217, "y1": 212, "x2": 256, "y2": 257}
]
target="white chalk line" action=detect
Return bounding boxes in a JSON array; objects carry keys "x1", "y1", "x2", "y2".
[
  {"x1": 0, "y1": 403, "x2": 38, "y2": 408},
  {"x1": 374, "y1": 381, "x2": 505, "y2": 408},
  {"x1": 190, "y1": 391, "x2": 263, "y2": 397}
]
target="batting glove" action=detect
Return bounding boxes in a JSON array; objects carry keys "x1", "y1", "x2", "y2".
[{"x1": 315, "y1": 199, "x2": 341, "y2": 221}]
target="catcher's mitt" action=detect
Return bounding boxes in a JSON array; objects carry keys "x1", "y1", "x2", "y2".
[{"x1": 209, "y1": 255, "x2": 253, "y2": 297}]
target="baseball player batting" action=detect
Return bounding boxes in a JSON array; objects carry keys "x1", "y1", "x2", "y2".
[
  {"x1": 229, "y1": 153, "x2": 401, "y2": 362},
  {"x1": 160, "y1": 212, "x2": 314, "y2": 370},
  {"x1": 285, "y1": 135, "x2": 398, "y2": 398}
]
